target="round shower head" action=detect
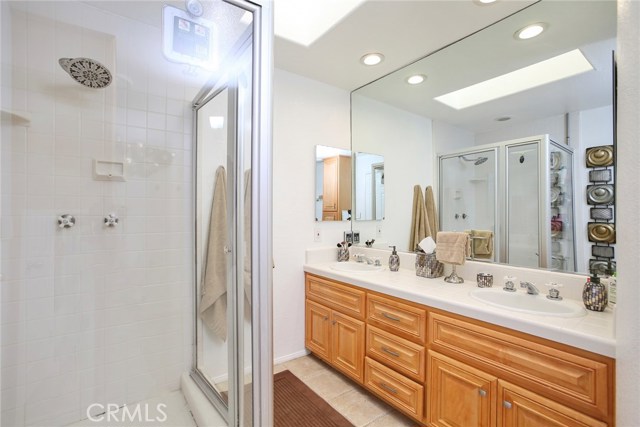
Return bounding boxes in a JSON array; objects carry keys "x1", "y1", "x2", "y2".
[
  {"x1": 459, "y1": 155, "x2": 489, "y2": 166},
  {"x1": 59, "y1": 57, "x2": 112, "y2": 89}
]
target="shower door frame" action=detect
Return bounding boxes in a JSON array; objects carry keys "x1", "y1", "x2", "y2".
[{"x1": 190, "y1": 0, "x2": 273, "y2": 426}]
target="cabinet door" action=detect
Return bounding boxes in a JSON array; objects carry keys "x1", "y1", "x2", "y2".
[
  {"x1": 498, "y1": 381, "x2": 607, "y2": 427},
  {"x1": 331, "y1": 311, "x2": 365, "y2": 383},
  {"x1": 305, "y1": 299, "x2": 331, "y2": 361},
  {"x1": 427, "y1": 351, "x2": 496, "y2": 427},
  {"x1": 323, "y1": 156, "x2": 338, "y2": 211}
]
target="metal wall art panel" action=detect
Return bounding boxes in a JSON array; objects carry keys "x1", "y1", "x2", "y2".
[
  {"x1": 586, "y1": 145, "x2": 614, "y2": 167},
  {"x1": 590, "y1": 207, "x2": 614, "y2": 221},
  {"x1": 588, "y1": 169, "x2": 612, "y2": 182},
  {"x1": 592, "y1": 245, "x2": 615, "y2": 259},
  {"x1": 589, "y1": 259, "x2": 616, "y2": 276},
  {"x1": 588, "y1": 222, "x2": 616, "y2": 244},
  {"x1": 586, "y1": 184, "x2": 615, "y2": 205}
]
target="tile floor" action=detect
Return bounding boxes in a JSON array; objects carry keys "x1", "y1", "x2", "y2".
[
  {"x1": 276, "y1": 355, "x2": 419, "y2": 427},
  {"x1": 67, "y1": 354, "x2": 418, "y2": 427}
]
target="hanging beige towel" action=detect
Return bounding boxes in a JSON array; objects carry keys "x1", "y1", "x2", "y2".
[
  {"x1": 425, "y1": 186, "x2": 439, "y2": 241},
  {"x1": 409, "y1": 185, "x2": 430, "y2": 251},
  {"x1": 200, "y1": 166, "x2": 229, "y2": 341},
  {"x1": 436, "y1": 231, "x2": 471, "y2": 265},
  {"x1": 467, "y1": 230, "x2": 494, "y2": 259}
]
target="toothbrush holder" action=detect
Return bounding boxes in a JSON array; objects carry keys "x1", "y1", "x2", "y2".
[{"x1": 337, "y1": 247, "x2": 350, "y2": 262}]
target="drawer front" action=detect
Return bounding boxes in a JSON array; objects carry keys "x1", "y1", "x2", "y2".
[
  {"x1": 366, "y1": 325, "x2": 425, "y2": 382},
  {"x1": 364, "y1": 357, "x2": 424, "y2": 420},
  {"x1": 306, "y1": 274, "x2": 365, "y2": 319},
  {"x1": 428, "y1": 312, "x2": 612, "y2": 420},
  {"x1": 367, "y1": 294, "x2": 427, "y2": 343}
]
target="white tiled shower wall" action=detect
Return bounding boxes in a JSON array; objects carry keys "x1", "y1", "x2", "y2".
[{"x1": 1, "y1": 3, "x2": 205, "y2": 426}]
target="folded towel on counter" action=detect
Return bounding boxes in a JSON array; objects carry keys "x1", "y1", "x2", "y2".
[
  {"x1": 436, "y1": 232, "x2": 471, "y2": 265},
  {"x1": 466, "y1": 230, "x2": 494, "y2": 259},
  {"x1": 409, "y1": 185, "x2": 430, "y2": 251}
]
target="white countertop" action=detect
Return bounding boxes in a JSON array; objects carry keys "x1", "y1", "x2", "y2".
[{"x1": 303, "y1": 257, "x2": 616, "y2": 358}]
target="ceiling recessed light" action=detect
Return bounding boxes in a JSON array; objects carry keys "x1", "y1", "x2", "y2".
[
  {"x1": 515, "y1": 23, "x2": 547, "y2": 40},
  {"x1": 473, "y1": 0, "x2": 498, "y2": 5},
  {"x1": 360, "y1": 53, "x2": 384, "y2": 66},
  {"x1": 434, "y1": 49, "x2": 593, "y2": 110},
  {"x1": 406, "y1": 74, "x2": 426, "y2": 85}
]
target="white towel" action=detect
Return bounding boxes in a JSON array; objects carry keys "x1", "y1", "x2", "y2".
[{"x1": 200, "y1": 166, "x2": 229, "y2": 341}]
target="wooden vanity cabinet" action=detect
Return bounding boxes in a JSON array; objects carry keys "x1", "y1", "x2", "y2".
[
  {"x1": 305, "y1": 275, "x2": 365, "y2": 383},
  {"x1": 303, "y1": 273, "x2": 615, "y2": 427}
]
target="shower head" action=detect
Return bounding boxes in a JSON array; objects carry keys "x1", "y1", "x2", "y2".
[
  {"x1": 459, "y1": 155, "x2": 489, "y2": 166},
  {"x1": 58, "y1": 57, "x2": 112, "y2": 89}
]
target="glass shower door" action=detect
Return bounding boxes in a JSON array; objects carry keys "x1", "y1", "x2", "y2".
[
  {"x1": 439, "y1": 148, "x2": 498, "y2": 261},
  {"x1": 506, "y1": 142, "x2": 540, "y2": 268}
]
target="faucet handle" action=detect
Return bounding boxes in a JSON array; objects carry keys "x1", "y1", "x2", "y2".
[{"x1": 544, "y1": 282, "x2": 563, "y2": 300}]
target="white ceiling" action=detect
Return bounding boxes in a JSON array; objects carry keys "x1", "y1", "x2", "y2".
[{"x1": 274, "y1": 0, "x2": 538, "y2": 91}]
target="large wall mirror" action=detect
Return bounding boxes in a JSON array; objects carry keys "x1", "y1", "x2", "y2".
[{"x1": 350, "y1": 1, "x2": 616, "y2": 274}]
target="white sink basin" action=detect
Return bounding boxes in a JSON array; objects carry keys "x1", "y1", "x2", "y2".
[
  {"x1": 469, "y1": 288, "x2": 586, "y2": 318},
  {"x1": 330, "y1": 262, "x2": 385, "y2": 272}
]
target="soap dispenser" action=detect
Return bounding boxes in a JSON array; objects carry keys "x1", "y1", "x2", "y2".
[
  {"x1": 582, "y1": 274, "x2": 608, "y2": 312},
  {"x1": 388, "y1": 246, "x2": 400, "y2": 272}
]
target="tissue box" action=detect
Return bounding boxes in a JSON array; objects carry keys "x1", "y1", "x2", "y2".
[{"x1": 415, "y1": 252, "x2": 444, "y2": 278}]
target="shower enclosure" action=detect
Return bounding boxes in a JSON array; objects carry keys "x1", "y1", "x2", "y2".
[
  {"x1": 438, "y1": 135, "x2": 576, "y2": 271},
  {"x1": 0, "y1": 1, "x2": 272, "y2": 426}
]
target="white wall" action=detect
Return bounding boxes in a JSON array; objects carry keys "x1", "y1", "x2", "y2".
[
  {"x1": 272, "y1": 69, "x2": 352, "y2": 362},
  {"x1": 351, "y1": 94, "x2": 433, "y2": 251},
  {"x1": 1, "y1": 5, "x2": 201, "y2": 426},
  {"x1": 615, "y1": 1, "x2": 640, "y2": 424}
]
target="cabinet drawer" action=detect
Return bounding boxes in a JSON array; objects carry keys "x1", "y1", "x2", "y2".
[
  {"x1": 306, "y1": 274, "x2": 365, "y2": 320},
  {"x1": 364, "y1": 357, "x2": 424, "y2": 421},
  {"x1": 367, "y1": 293, "x2": 427, "y2": 343},
  {"x1": 428, "y1": 312, "x2": 612, "y2": 420},
  {"x1": 366, "y1": 325, "x2": 425, "y2": 382}
]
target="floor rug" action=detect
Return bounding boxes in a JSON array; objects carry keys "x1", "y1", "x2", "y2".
[{"x1": 274, "y1": 370, "x2": 354, "y2": 427}]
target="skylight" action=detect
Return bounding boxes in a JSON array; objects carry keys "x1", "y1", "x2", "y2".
[
  {"x1": 434, "y1": 49, "x2": 594, "y2": 110},
  {"x1": 274, "y1": 0, "x2": 366, "y2": 47}
]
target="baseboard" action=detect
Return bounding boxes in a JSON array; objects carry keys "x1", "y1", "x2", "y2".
[{"x1": 274, "y1": 349, "x2": 310, "y2": 366}]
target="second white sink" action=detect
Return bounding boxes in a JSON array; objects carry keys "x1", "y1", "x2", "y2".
[{"x1": 469, "y1": 288, "x2": 587, "y2": 318}]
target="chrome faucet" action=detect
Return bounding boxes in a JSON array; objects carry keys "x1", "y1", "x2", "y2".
[{"x1": 520, "y1": 281, "x2": 540, "y2": 295}]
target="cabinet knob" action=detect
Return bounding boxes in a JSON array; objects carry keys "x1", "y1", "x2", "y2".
[
  {"x1": 503, "y1": 401, "x2": 512, "y2": 409},
  {"x1": 478, "y1": 389, "x2": 487, "y2": 397},
  {"x1": 332, "y1": 320, "x2": 336, "y2": 325},
  {"x1": 323, "y1": 316, "x2": 328, "y2": 321}
]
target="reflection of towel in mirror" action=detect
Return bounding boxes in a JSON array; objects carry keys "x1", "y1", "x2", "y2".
[
  {"x1": 200, "y1": 166, "x2": 229, "y2": 341},
  {"x1": 409, "y1": 185, "x2": 430, "y2": 251},
  {"x1": 467, "y1": 230, "x2": 494, "y2": 259},
  {"x1": 425, "y1": 186, "x2": 439, "y2": 241},
  {"x1": 435, "y1": 232, "x2": 471, "y2": 265}
]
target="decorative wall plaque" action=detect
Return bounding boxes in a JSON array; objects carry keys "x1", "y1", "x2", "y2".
[
  {"x1": 586, "y1": 145, "x2": 614, "y2": 167},
  {"x1": 588, "y1": 222, "x2": 616, "y2": 244}
]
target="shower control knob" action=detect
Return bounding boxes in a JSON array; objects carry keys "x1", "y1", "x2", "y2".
[
  {"x1": 104, "y1": 213, "x2": 119, "y2": 227},
  {"x1": 462, "y1": 213, "x2": 468, "y2": 219},
  {"x1": 58, "y1": 214, "x2": 76, "y2": 229}
]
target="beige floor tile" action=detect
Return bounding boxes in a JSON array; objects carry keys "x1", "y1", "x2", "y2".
[
  {"x1": 363, "y1": 409, "x2": 419, "y2": 427},
  {"x1": 327, "y1": 388, "x2": 389, "y2": 427},
  {"x1": 301, "y1": 367, "x2": 357, "y2": 401},
  {"x1": 283, "y1": 354, "x2": 329, "y2": 380}
]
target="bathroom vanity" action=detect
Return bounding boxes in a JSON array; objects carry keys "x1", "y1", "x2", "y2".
[{"x1": 303, "y1": 254, "x2": 615, "y2": 427}]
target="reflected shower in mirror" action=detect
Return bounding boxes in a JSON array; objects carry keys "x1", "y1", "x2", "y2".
[
  {"x1": 350, "y1": 1, "x2": 616, "y2": 274},
  {"x1": 354, "y1": 152, "x2": 385, "y2": 221},
  {"x1": 315, "y1": 145, "x2": 352, "y2": 221}
]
